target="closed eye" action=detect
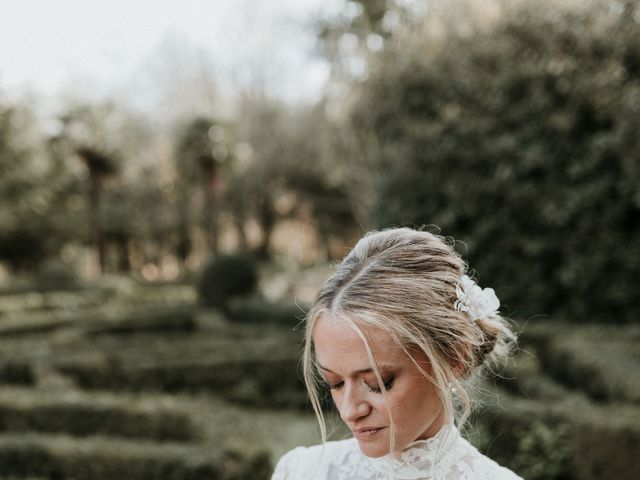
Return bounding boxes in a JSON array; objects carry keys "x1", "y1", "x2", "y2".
[
  {"x1": 366, "y1": 377, "x2": 395, "y2": 393},
  {"x1": 325, "y1": 377, "x2": 395, "y2": 393}
]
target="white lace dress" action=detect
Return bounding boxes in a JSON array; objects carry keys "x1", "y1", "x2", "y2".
[{"x1": 271, "y1": 426, "x2": 523, "y2": 480}]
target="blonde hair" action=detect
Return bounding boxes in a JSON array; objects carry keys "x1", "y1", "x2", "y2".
[{"x1": 303, "y1": 227, "x2": 516, "y2": 452}]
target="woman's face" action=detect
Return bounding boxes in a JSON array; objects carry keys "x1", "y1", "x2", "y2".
[{"x1": 313, "y1": 315, "x2": 446, "y2": 458}]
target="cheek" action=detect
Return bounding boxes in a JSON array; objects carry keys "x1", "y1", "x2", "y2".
[
  {"x1": 390, "y1": 381, "x2": 437, "y2": 419},
  {"x1": 370, "y1": 396, "x2": 391, "y2": 415},
  {"x1": 387, "y1": 391, "x2": 415, "y2": 420}
]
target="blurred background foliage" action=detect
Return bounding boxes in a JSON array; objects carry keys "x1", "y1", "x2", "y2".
[
  {"x1": 2, "y1": 0, "x2": 636, "y2": 324},
  {"x1": 0, "y1": 0, "x2": 639, "y2": 479},
  {"x1": 354, "y1": 0, "x2": 640, "y2": 323}
]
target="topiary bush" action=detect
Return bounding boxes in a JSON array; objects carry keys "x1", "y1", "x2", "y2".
[
  {"x1": 36, "y1": 259, "x2": 80, "y2": 292},
  {"x1": 197, "y1": 255, "x2": 258, "y2": 309}
]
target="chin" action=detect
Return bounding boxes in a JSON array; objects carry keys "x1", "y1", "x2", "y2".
[{"x1": 356, "y1": 440, "x2": 391, "y2": 458}]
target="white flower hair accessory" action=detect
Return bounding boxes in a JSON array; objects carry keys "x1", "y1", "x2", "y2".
[{"x1": 454, "y1": 275, "x2": 500, "y2": 321}]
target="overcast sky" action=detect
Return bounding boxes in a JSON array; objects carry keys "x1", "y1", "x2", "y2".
[{"x1": 0, "y1": 0, "x2": 340, "y2": 109}]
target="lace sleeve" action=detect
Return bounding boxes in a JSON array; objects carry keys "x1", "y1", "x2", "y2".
[{"x1": 271, "y1": 447, "x2": 306, "y2": 480}]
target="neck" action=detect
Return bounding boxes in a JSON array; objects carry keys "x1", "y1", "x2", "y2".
[{"x1": 416, "y1": 405, "x2": 447, "y2": 441}]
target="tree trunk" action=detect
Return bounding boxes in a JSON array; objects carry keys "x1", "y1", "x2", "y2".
[
  {"x1": 116, "y1": 233, "x2": 130, "y2": 272},
  {"x1": 202, "y1": 167, "x2": 219, "y2": 255},
  {"x1": 233, "y1": 212, "x2": 249, "y2": 253},
  {"x1": 175, "y1": 187, "x2": 192, "y2": 265},
  {"x1": 89, "y1": 174, "x2": 106, "y2": 274},
  {"x1": 255, "y1": 199, "x2": 275, "y2": 260}
]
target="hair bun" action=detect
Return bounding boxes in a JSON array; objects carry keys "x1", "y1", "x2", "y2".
[{"x1": 474, "y1": 317, "x2": 514, "y2": 367}]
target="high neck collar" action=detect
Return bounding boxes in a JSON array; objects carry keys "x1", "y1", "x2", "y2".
[{"x1": 368, "y1": 424, "x2": 459, "y2": 479}]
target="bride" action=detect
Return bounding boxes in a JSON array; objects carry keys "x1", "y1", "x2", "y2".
[{"x1": 272, "y1": 227, "x2": 523, "y2": 479}]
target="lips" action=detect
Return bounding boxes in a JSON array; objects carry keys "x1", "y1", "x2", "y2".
[{"x1": 352, "y1": 427, "x2": 386, "y2": 440}]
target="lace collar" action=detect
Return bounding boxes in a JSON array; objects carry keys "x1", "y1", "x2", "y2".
[{"x1": 365, "y1": 424, "x2": 459, "y2": 479}]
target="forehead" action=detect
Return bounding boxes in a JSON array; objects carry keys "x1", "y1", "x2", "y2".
[{"x1": 312, "y1": 315, "x2": 405, "y2": 370}]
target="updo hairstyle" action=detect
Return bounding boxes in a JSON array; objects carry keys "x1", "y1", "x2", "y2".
[{"x1": 302, "y1": 227, "x2": 516, "y2": 445}]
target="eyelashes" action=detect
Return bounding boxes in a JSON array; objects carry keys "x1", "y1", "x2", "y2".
[
  {"x1": 369, "y1": 376, "x2": 395, "y2": 393},
  {"x1": 326, "y1": 377, "x2": 395, "y2": 394}
]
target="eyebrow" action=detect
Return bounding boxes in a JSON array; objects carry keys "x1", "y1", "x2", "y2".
[{"x1": 318, "y1": 363, "x2": 393, "y2": 376}]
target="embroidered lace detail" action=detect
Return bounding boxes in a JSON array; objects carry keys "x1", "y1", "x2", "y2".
[
  {"x1": 331, "y1": 426, "x2": 468, "y2": 480},
  {"x1": 272, "y1": 425, "x2": 523, "y2": 480}
]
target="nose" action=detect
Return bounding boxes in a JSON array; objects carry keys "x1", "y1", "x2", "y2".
[{"x1": 339, "y1": 383, "x2": 371, "y2": 424}]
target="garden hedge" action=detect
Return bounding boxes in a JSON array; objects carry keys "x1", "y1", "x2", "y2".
[
  {"x1": 476, "y1": 393, "x2": 640, "y2": 480},
  {"x1": 0, "y1": 433, "x2": 271, "y2": 480}
]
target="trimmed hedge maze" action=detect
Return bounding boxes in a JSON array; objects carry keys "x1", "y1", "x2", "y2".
[
  {"x1": 0, "y1": 434, "x2": 271, "y2": 480},
  {"x1": 477, "y1": 321, "x2": 640, "y2": 480},
  {"x1": 1, "y1": 287, "x2": 637, "y2": 480},
  {"x1": 0, "y1": 291, "x2": 312, "y2": 480}
]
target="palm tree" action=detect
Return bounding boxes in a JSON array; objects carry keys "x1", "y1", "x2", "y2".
[{"x1": 75, "y1": 146, "x2": 118, "y2": 273}]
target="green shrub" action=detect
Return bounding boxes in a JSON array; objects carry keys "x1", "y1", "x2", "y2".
[
  {"x1": 0, "y1": 398, "x2": 195, "y2": 441},
  {"x1": 497, "y1": 322, "x2": 640, "y2": 412},
  {"x1": 0, "y1": 305, "x2": 197, "y2": 339},
  {"x1": 0, "y1": 363, "x2": 34, "y2": 386},
  {"x1": 575, "y1": 406, "x2": 640, "y2": 480},
  {"x1": 496, "y1": 352, "x2": 572, "y2": 401},
  {"x1": 85, "y1": 305, "x2": 197, "y2": 336},
  {"x1": 475, "y1": 395, "x2": 576, "y2": 480},
  {"x1": 473, "y1": 391, "x2": 640, "y2": 480},
  {"x1": 35, "y1": 259, "x2": 80, "y2": 292},
  {"x1": 0, "y1": 287, "x2": 115, "y2": 316},
  {"x1": 197, "y1": 255, "x2": 258, "y2": 308},
  {"x1": 527, "y1": 323, "x2": 640, "y2": 404},
  {"x1": 0, "y1": 433, "x2": 272, "y2": 480},
  {"x1": 57, "y1": 355, "x2": 308, "y2": 410},
  {"x1": 0, "y1": 318, "x2": 76, "y2": 338},
  {"x1": 226, "y1": 297, "x2": 306, "y2": 328}
]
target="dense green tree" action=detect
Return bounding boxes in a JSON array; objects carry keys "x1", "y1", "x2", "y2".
[
  {"x1": 126, "y1": 169, "x2": 182, "y2": 269},
  {"x1": 351, "y1": 1, "x2": 640, "y2": 322},
  {"x1": 226, "y1": 99, "x2": 290, "y2": 259},
  {"x1": 0, "y1": 101, "x2": 77, "y2": 271},
  {"x1": 317, "y1": 0, "x2": 426, "y2": 83},
  {"x1": 173, "y1": 116, "x2": 232, "y2": 256},
  {"x1": 274, "y1": 105, "x2": 359, "y2": 259},
  {"x1": 57, "y1": 101, "x2": 150, "y2": 273},
  {"x1": 228, "y1": 96, "x2": 358, "y2": 260}
]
